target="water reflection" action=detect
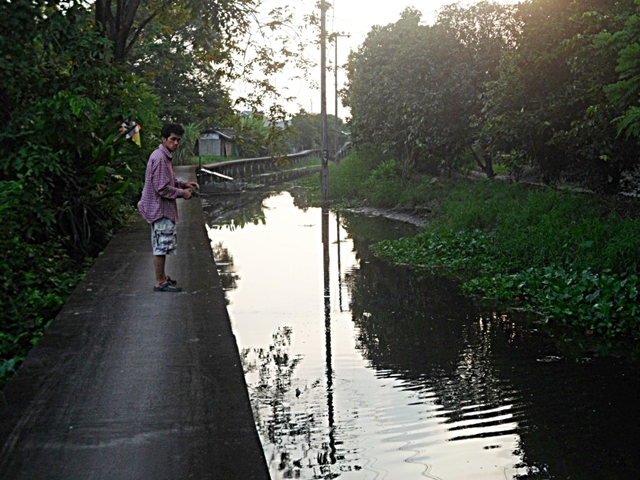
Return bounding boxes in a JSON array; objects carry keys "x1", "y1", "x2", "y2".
[
  {"x1": 202, "y1": 190, "x2": 269, "y2": 230},
  {"x1": 204, "y1": 191, "x2": 640, "y2": 480},
  {"x1": 322, "y1": 207, "x2": 338, "y2": 473},
  {"x1": 211, "y1": 241, "x2": 239, "y2": 301}
]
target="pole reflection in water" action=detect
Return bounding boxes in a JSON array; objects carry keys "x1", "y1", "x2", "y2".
[
  {"x1": 205, "y1": 191, "x2": 640, "y2": 480},
  {"x1": 336, "y1": 212, "x2": 344, "y2": 312},
  {"x1": 322, "y1": 207, "x2": 337, "y2": 471}
]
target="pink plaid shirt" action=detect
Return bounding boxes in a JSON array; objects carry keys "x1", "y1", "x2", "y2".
[{"x1": 137, "y1": 144, "x2": 187, "y2": 224}]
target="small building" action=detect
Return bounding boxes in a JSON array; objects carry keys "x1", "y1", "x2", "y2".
[{"x1": 198, "y1": 128, "x2": 238, "y2": 157}]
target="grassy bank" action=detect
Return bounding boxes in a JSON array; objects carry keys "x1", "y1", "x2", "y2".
[{"x1": 297, "y1": 150, "x2": 640, "y2": 339}]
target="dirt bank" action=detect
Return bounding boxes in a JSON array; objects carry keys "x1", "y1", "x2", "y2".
[{"x1": 344, "y1": 206, "x2": 430, "y2": 227}]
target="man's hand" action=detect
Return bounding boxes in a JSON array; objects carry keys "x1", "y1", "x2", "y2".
[
  {"x1": 183, "y1": 189, "x2": 193, "y2": 199},
  {"x1": 185, "y1": 181, "x2": 200, "y2": 190}
]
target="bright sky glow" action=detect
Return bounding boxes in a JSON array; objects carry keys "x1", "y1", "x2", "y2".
[{"x1": 234, "y1": 0, "x2": 520, "y2": 117}]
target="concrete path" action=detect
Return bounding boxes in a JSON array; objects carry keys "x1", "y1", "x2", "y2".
[{"x1": 0, "y1": 166, "x2": 270, "y2": 479}]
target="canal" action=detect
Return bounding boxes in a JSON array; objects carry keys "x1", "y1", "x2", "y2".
[{"x1": 202, "y1": 189, "x2": 640, "y2": 480}]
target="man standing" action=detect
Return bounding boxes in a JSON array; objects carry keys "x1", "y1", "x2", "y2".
[{"x1": 137, "y1": 123, "x2": 199, "y2": 292}]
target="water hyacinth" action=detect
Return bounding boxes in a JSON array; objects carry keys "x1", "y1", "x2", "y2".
[{"x1": 373, "y1": 230, "x2": 640, "y2": 339}]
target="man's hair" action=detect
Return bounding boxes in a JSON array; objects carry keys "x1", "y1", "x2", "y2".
[{"x1": 161, "y1": 123, "x2": 185, "y2": 139}]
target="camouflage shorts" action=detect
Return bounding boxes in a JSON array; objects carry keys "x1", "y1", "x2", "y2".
[{"x1": 151, "y1": 218, "x2": 177, "y2": 255}]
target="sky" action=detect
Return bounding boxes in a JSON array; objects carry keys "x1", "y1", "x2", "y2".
[{"x1": 234, "y1": 0, "x2": 519, "y2": 119}]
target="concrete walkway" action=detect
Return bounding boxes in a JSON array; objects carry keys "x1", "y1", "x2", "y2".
[{"x1": 0, "y1": 166, "x2": 270, "y2": 479}]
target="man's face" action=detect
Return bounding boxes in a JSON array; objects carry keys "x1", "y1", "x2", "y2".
[{"x1": 162, "y1": 133, "x2": 182, "y2": 152}]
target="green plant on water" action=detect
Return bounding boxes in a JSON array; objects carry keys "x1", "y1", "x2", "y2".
[{"x1": 464, "y1": 268, "x2": 640, "y2": 338}]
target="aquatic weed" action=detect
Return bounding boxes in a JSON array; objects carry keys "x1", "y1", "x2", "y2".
[{"x1": 464, "y1": 268, "x2": 640, "y2": 338}]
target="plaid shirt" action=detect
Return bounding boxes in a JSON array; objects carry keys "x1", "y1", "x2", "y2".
[{"x1": 137, "y1": 144, "x2": 187, "y2": 224}]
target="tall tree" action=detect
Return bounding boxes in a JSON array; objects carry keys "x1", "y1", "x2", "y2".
[
  {"x1": 1, "y1": 1, "x2": 158, "y2": 254},
  {"x1": 95, "y1": 0, "x2": 155, "y2": 62},
  {"x1": 129, "y1": 18, "x2": 233, "y2": 124},
  {"x1": 345, "y1": 9, "x2": 434, "y2": 168},
  {"x1": 437, "y1": 0, "x2": 520, "y2": 176},
  {"x1": 602, "y1": 0, "x2": 640, "y2": 138},
  {"x1": 480, "y1": 0, "x2": 638, "y2": 190},
  {"x1": 94, "y1": 0, "x2": 255, "y2": 64},
  {"x1": 95, "y1": 0, "x2": 313, "y2": 127},
  {"x1": 345, "y1": 4, "x2": 518, "y2": 175}
]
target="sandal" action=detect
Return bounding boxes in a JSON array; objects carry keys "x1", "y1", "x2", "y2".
[
  {"x1": 153, "y1": 282, "x2": 183, "y2": 292},
  {"x1": 165, "y1": 276, "x2": 177, "y2": 285}
]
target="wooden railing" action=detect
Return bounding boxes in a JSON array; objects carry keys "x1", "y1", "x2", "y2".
[{"x1": 196, "y1": 150, "x2": 320, "y2": 187}]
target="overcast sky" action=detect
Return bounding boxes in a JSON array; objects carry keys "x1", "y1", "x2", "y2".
[{"x1": 235, "y1": 0, "x2": 519, "y2": 117}]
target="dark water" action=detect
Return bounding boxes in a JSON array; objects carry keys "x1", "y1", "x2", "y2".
[{"x1": 203, "y1": 190, "x2": 640, "y2": 480}]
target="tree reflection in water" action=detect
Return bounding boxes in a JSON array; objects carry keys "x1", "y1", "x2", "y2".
[
  {"x1": 210, "y1": 241, "x2": 239, "y2": 302},
  {"x1": 204, "y1": 190, "x2": 271, "y2": 231},
  {"x1": 342, "y1": 210, "x2": 640, "y2": 479},
  {"x1": 239, "y1": 326, "x2": 340, "y2": 479},
  {"x1": 232, "y1": 206, "x2": 340, "y2": 480}
]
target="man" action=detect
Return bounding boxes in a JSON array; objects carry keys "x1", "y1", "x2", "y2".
[{"x1": 137, "y1": 123, "x2": 199, "y2": 292}]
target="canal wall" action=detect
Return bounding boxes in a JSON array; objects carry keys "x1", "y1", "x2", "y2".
[{"x1": 0, "y1": 166, "x2": 270, "y2": 479}]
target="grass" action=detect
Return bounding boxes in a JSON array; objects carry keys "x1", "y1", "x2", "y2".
[{"x1": 298, "y1": 150, "x2": 640, "y2": 339}]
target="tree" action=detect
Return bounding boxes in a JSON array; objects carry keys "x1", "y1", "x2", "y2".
[
  {"x1": 602, "y1": 0, "x2": 640, "y2": 139},
  {"x1": 289, "y1": 112, "x2": 320, "y2": 151},
  {"x1": 129, "y1": 18, "x2": 233, "y2": 125},
  {"x1": 344, "y1": 4, "x2": 521, "y2": 176},
  {"x1": 437, "y1": 0, "x2": 520, "y2": 177},
  {"x1": 94, "y1": 0, "x2": 255, "y2": 64},
  {"x1": 345, "y1": 9, "x2": 433, "y2": 168},
  {"x1": 95, "y1": 0, "x2": 154, "y2": 62},
  {"x1": 480, "y1": 0, "x2": 638, "y2": 191},
  {"x1": 1, "y1": 2, "x2": 158, "y2": 255},
  {"x1": 286, "y1": 111, "x2": 347, "y2": 153},
  {"x1": 95, "y1": 0, "x2": 315, "y2": 131}
]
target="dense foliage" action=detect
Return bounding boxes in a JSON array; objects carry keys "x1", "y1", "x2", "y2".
[
  {"x1": 344, "y1": 0, "x2": 640, "y2": 192},
  {"x1": 337, "y1": 0, "x2": 640, "y2": 338},
  {"x1": 122, "y1": 0, "x2": 244, "y2": 124},
  {"x1": 0, "y1": 1, "x2": 161, "y2": 385},
  {"x1": 95, "y1": 0, "x2": 314, "y2": 125},
  {"x1": 373, "y1": 196, "x2": 640, "y2": 338}
]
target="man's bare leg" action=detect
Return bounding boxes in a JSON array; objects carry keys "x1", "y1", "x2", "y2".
[{"x1": 154, "y1": 255, "x2": 166, "y2": 286}]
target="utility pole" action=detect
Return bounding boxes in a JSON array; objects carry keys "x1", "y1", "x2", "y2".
[{"x1": 320, "y1": 0, "x2": 329, "y2": 209}]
